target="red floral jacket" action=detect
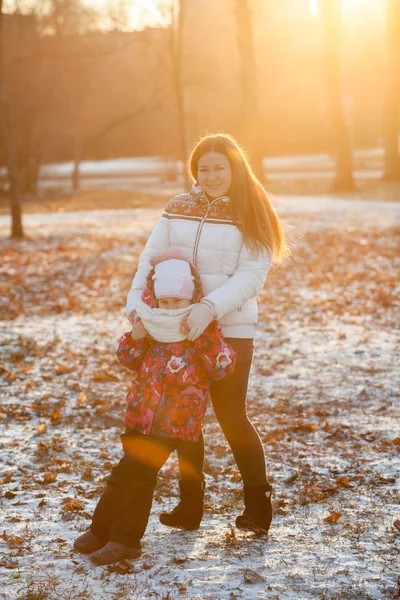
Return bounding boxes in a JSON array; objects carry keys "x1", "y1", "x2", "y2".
[{"x1": 116, "y1": 296, "x2": 237, "y2": 442}]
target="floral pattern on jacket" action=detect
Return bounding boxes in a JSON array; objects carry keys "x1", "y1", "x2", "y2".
[{"x1": 116, "y1": 291, "x2": 237, "y2": 442}]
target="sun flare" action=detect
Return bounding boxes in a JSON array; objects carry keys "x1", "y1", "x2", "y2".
[
  {"x1": 83, "y1": 0, "x2": 168, "y2": 31},
  {"x1": 310, "y1": 0, "x2": 384, "y2": 18}
]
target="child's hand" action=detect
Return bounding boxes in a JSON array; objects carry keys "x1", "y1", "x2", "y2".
[
  {"x1": 130, "y1": 319, "x2": 148, "y2": 340},
  {"x1": 180, "y1": 316, "x2": 190, "y2": 335}
]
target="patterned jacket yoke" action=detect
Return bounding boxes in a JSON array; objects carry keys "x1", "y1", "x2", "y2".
[{"x1": 126, "y1": 190, "x2": 271, "y2": 339}]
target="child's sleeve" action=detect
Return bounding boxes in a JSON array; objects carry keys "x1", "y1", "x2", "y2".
[
  {"x1": 116, "y1": 332, "x2": 149, "y2": 372},
  {"x1": 193, "y1": 321, "x2": 237, "y2": 381}
]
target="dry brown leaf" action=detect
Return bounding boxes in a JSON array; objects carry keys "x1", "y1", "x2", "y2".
[
  {"x1": 336, "y1": 476, "x2": 352, "y2": 488},
  {"x1": 323, "y1": 511, "x2": 342, "y2": 523},
  {"x1": 82, "y1": 466, "x2": 93, "y2": 481},
  {"x1": 36, "y1": 441, "x2": 48, "y2": 454},
  {"x1": 63, "y1": 499, "x2": 84, "y2": 512},
  {"x1": 0, "y1": 473, "x2": 14, "y2": 485},
  {"x1": 41, "y1": 472, "x2": 57, "y2": 484},
  {"x1": 55, "y1": 364, "x2": 75, "y2": 375},
  {"x1": 292, "y1": 422, "x2": 317, "y2": 433},
  {"x1": 51, "y1": 410, "x2": 62, "y2": 422}
]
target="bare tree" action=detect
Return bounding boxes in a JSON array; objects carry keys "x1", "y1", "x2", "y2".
[
  {"x1": 0, "y1": 1, "x2": 24, "y2": 238},
  {"x1": 234, "y1": 0, "x2": 264, "y2": 180},
  {"x1": 322, "y1": 0, "x2": 355, "y2": 191},
  {"x1": 170, "y1": 0, "x2": 188, "y2": 167},
  {"x1": 137, "y1": 0, "x2": 189, "y2": 183},
  {"x1": 383, "y1": 0, "x2": 400, "y2": 181}
]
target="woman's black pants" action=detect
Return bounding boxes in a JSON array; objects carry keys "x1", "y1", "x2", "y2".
[
  {"x1": 176, "y1": 338, "x2": 267, "y2": 486},
  {"x1": 90, "y1": 430, "x2": 201, "y2": 546}
]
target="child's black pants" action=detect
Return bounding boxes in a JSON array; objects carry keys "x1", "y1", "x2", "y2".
[{"x1": 90, "y1": 429, "x2": 198, "y2": 547}]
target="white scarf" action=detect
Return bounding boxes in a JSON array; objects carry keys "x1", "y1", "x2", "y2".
[{"x1": 135, "y1": 299, "x2": 194, "y2": 343}]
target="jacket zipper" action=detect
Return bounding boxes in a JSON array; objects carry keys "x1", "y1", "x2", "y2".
[{"x1": 192, "y1": 194, "x2": 226, "y2": 267}]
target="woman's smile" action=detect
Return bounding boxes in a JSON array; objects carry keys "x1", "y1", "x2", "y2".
[{"x1": 197, "y1": 151, "x2": 232, "y2": 199}]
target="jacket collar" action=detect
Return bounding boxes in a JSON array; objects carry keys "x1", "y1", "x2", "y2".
[{"x1": 192, "y1": 183, "x2": 230, "y2": 207}]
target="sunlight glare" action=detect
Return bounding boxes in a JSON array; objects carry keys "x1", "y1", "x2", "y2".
[
  {"x1": 84, "y1": 0, "x2": 169, "y2": 31},
  {"x1": 310, "y1": 0, "x2": 318, "y2": 18},
  {"x1": 310, "y1": 0, "x2": 383, "y2": 19}
]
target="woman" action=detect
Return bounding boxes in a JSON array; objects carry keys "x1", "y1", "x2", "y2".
[{"x1": 126, "y1": 133, "x2": 288, "y2": 534}]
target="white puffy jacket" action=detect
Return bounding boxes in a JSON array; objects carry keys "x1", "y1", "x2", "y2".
[{"x1": 126, "y1": 189, "x2": 271, "y2": 339}]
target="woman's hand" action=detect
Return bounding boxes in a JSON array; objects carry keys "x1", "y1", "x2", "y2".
[
  {"x1": 130, "y1": 319, "x2": 148, "y2": 340},
  {"x1": 186, "y1": 303, "x2": 215, "y2": 341}
]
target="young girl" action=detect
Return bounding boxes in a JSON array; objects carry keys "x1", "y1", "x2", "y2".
[
  {"x1": 126, "y1": 133, "x2": 289, "y2": 535},
  {"x1": 74, "y1": 253, "x2": 236, "y2": 565}
]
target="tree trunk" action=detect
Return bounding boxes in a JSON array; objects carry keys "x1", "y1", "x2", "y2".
[
  {"x1": 235, "y1": 0, "x2": 264, "y2": 181},
  {"x1": 322, "y1": 0, "x2": 355, "y2": 192},
  {"x1": 383, "y1": 0, "x2": 400, "y2": 181},
  {"x1": 0, "y1": 0, "x2": 24, "y2": 237},
  {"x1": 72, "y1": 134, "x2": 81, "y2": 192},
  {"x1": 170, "y1": 0, "x2": 189, "y2": 189}
]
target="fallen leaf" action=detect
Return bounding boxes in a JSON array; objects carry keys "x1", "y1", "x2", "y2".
[
  {"x1": 106, "y1": 559, "x2": 133, "y2": 575},
  {"x1": 285, "y1": 473, "x2": 299, "y2": 485},
  {"x1": 37, "y1": 442, "x2": 49, "y2": 454},
  {"x1": 62, "y1": 499, "x2": 84, "y2": 512},
  {"x1": 55, "y1": 364, "x2": 75, "y2": 375},
  {"x1": 244, "y1": 569, "x2": 266, "y2": 584},
  {"x1": 0, "y1": 473, "x2": 14, "y2": 485},
  {"x1": 82, "y1": 467, "x2": 93, "y2": 481},
  {"x1": 323, "y1": 511, "x2": 342, "y2": 523},
  {"x1": 291, "y1": 422, "x2": 317, "y2": 433},
  {"x1": 336, "y1": 476, "x2": 352, "y2": 488},
  {"x1": 41, "y1": 473, "x2": 57, "y2": 484},
  {"x1": 172, "y1": 556, "x2": 188, "y2": 564},
  {"x1": 4, "y1": 490, "x2": 16, "y2": 500}
]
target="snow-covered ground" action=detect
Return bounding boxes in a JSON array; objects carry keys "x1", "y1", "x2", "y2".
[{"x1": 0, "y1": 197, "x2": 399, "y2": 599}]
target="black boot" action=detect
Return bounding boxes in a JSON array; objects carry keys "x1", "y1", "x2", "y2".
[
  {"x1": 235, "y1": 482, "x2": 273, "y2": 534},
  {"x1": 74, "y1": 529, "x2": 106, "y2": 554},
  {"x1": 90, "y1": 541, "x2": 141, "y2": 565},
  {"x1": 159, "y1": 480, "x2": 204, "y2": 530}
]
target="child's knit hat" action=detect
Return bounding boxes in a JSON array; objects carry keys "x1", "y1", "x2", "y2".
[{"x1": 152, "y1": 259, "x2": 195, "y2": 300}]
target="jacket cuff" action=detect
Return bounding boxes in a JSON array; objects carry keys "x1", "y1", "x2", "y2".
[{"x1": 200, "y1": 298, "x2": 217, "y2": 319}]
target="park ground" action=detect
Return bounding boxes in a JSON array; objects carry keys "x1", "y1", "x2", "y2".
[{"x1": 0, "y1": 194, "x2": 399, "y2": 600}]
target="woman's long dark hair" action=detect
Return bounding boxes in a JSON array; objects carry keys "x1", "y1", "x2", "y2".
[{"x1": 188, "y1": 133, "x2": 289, "y2": 262}]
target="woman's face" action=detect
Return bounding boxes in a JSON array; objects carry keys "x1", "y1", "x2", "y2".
[{"x1": 197, "y1": 151, "x2": 232, "y2": 199}]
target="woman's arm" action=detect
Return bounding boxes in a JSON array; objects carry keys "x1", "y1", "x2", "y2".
[
  {"x1": 126, "y1": 212, "x2": 170, "y2": 323},
  {"x1": 202, "y1": 244, "x2": 271, "y2": 320},
  {"x1": 193, "y1": 321, "x2": 237, "y2": 381}
]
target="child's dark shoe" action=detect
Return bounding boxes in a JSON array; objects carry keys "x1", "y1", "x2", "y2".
[
  {"x1": 74, "y1": 530, "x2": 106, "y2": 554},
  {"x1": 159, "y1": 480, "x2": 204, "y2": 530},
  {"x1": 90, "y1": 541, "x2": 141, "y2": 565},
  {"x1": 235, "y1": 482, "x2": 273, "y2": 535}
]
